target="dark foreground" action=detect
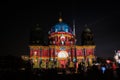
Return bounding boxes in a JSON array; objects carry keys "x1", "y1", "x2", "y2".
[{"x1": 0, "y1": 68, "x2": 120, "y2": 80}]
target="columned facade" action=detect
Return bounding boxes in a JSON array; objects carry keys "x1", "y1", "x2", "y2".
[{"x1": 29, "y1": 17, "x2": 96, "y2": 69}]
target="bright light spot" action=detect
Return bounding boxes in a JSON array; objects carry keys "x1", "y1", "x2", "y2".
[
  {"x1": 106, "y1": 60, "x2": 111, "y2": 64},
  {"x1": 58, "y1": 51, "x2": 68, "y2": 58},
  {"x1": 34, "y1": 51, "x2": 37, "y2": 55},
  {"x1": 114, "y1": 55, "x2": 118, "y2": 60},
  {"x1": 118, "y1": 59, "x2": 120, "y2": 64},
  {"x1": 101, "y1": 66, "x2": 106, "y2": 74}
]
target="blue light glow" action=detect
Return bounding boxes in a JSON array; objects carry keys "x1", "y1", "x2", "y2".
[
  {"x1": 101, "y1": 66, "x2": 106, "y2": 74},
  {"x1": 50, "y1": 22, "x2": 73, "y2": 33}
]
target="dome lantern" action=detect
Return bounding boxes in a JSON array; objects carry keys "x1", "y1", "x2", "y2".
[
  {"x1": 59, "y1": 17, "x2": 62, "y2": 22},
  {"x1": 58, "y1": 12, "x2": 63, "y2": 23}
]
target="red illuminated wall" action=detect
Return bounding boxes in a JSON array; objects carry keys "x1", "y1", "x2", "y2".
[
  {"x1": 30, "y1": 49, "x2": 40, "y2": 57},
  {"x1": 86, "y1": 48, "x2": 94, "y2": 56},
  {"x1": 76, "y1": 49, "x2": 83, "y2": 56}
]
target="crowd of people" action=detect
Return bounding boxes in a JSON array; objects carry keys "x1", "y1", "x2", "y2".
[{"x1": 0, "y1": 55, "x2": 120, "y2": 80}]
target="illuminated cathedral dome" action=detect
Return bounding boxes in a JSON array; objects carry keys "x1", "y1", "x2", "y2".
[{"x1": 50, "y1": 18, "x2": 73, "y2": 34}]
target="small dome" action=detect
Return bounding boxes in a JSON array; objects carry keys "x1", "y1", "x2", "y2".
[
  {"x1": 50, "y1": 22, "x2": 73, "y2": 33},
  {"x1": 83, "y1": 27, "x2": 92, "y2": 33},
  {"x1": 29, "y1": 24, "x2": 45, "y2": 45}
]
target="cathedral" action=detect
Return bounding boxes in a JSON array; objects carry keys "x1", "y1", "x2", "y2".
[{"x1": 29, "y1": 16, "x2": 96, "y2": 69}]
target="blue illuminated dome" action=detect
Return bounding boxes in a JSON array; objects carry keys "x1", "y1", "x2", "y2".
[{"x1": 50, "y1": 22, "x2": 73, "y2": 34}]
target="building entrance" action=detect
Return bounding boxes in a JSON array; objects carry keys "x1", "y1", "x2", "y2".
[{"x1": 57, "y1": 51, "x2": 68, "y2": 68}]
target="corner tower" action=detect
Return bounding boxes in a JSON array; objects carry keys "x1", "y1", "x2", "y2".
[
  {"x1": 81, "y1": 25, "x2": 94, "y2": 45},
  {"x1": 29, "y1": 24, "x2": 47, "y2": 68},
  {"x1": 29, "y1": 24, "x2": 44, "y2": 45},
  {"x1": 81, "y1": 25, "x2": 96, "y2": 66}
]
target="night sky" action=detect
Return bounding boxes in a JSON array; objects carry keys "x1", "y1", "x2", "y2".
[{"x1": 2, "y1": 1, "x2": 120, "y2": 57}]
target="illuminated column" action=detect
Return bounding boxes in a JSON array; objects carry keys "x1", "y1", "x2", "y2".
[
  {"x1": 74, "y1": 47, "x2": 77, "y2": 62},
  {"x1": 50, "y1": 48, "x2": 53, "y2": 60},
  {"x1": 53, "y1": 47, "x2": 55, "y2": 60},
  {"x1": 55, "y1": 36, "x2": 57, "y2": 44},
  {"x1": 66, "y1": 36, "x2": 69, "y2": 45},
  {"x1": 92, "y1": 48, "x2": 95, "y2": 55},
  {"x1": 49, "y1": 47, "x2": 51, "y2": 60},
  {"x1": 71, "y1": 48, "x2": 73, "y2": 61},
  {"x1": 42, "y1": 48, "x2": 44, "y2": 58},
  {"x1": 37, "y1": 48, "x2": 40, "y2": 57},
  {"x1": 40, "y1": 48, "x2": 42, "y2": 59},
  {"x1": 30, "y1": 48, "x2": 33, "y2": 57},
  {"x1": 83, "y1": 48, "x2": 87, "y2": 67}
]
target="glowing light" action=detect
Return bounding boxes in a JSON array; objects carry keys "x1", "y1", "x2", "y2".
[
  {"x1": 106, "y1": 60, "x2": 111, "y2": 64},
  {"x1": 101, "y1": 66, "x2": 106, "y2": 74},
  {"x1": 61, "y1": 34, "x2": 65, "y2": 38},
  {"x1": 73, "y1": 58, "x2": 76, "y2": 62},
  {"x1": 51, "y1": 58, "x2": 53, "y2": 61},
  {"x1": 59, "y1": 18, "x2": 62, "y2": 22},
  {"x1": 118, "y1": 59, "x2": 120, "y2": 64},
  {"x1": 114, "y1": 55, "x2": 118, "y2": 60},
  {"x1": 34, "y1": 51, "x2": 37, "y2": 55},
  {"x1": 58, "y1": 51, "x2": 68, "y2": 58},
  {"x1": 114, "y1": 50, "x2": 120, "y2": 63}
]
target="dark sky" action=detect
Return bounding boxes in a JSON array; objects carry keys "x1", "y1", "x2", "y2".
[{"x1": 2, "y1": 1, "x2": 120, "y2": 57}]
